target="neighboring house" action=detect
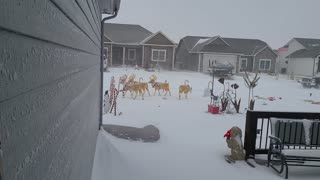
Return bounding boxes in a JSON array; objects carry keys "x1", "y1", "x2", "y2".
[
  {"x1": 175, "y1": 36, "x2": 278, "y2": 74},
  {"x1": 278, "y1": 38, "x2": 320, "y2": 78},
  {"x1": 104, "y1": 23, "x2": 176, "y2": 70}
]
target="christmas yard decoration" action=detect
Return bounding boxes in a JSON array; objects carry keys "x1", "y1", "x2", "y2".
[
  {"x1": 138, "y1": 77, "x2": 151, "y2": 96},
  {"x1": 109, "y1": 87, "x2": 122, "y2": 116},
  {"x1": 218, "y1": 78, "x2": 228, "y2": 112},
  {"x1": 148, "y1": 76, "x2": 171, "y2": 96},
  {"x1": 179, "y1": 80, "x2": 192, "y2": 99},
  {"x1": 118, "y1": 74, "x2": 128, "y2": 89},
  {"x1": 224, "y1": 127, "x2": 245, "y2": 162},
  {"x1": 103, "y1": 90, "x2": 110, "y2": 114},
  {"x1": 122, "y1": 82, "x2": 145, "y2": 100},
  {"x1": 203, "y1": 81, "x2": 212, "y2": 97},
  {"x1": 243, "y1": 71, "x2": 260, "y2": 110},
  {"x1": 128, "y1": 74, "x2": 136, "y2": 83},
  {"x1": 230, "y1": 83, "x2": 241, "y2": 113}
]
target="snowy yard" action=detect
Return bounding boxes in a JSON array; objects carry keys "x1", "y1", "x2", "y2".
[{"x1": 92, "y1": 67, "x2": 320, "y2": 180}]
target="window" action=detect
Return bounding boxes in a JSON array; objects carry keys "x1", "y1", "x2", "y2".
[
  {"x1": 128, "y1": 49, "x2": 136, "y2": 60},
  {"x1": 152, "y1": 49, "x2": 166, "y2": 62},
  {"x1": 240, "y1": 58, "x2": 247, "y2": 71},
  {"x1": 259, "y1": 59, "x2": 271, "y2": 70}
]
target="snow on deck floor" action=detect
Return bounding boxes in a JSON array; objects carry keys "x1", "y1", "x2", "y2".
[{"x1": 92, "y1": 67, "x2": 320, "y2": 180}]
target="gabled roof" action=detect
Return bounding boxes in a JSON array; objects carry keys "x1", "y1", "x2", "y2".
[
  {"x1": 182, "y1": 36, "x2": 211, "y2": 51},
  {"x1": 141, "y1": 31, "x2": 176, "y2": 45},
  {"x1": 285, "y1": 38, "x2": 320, "y2": 58},
  {"x1": 294, "y1": 38, "x2": 320, "y2": 49},
  {"x1": 181, "y1": 36, "x2": 270, "y2": 55},
  {"x1": 287, "y1": 48, "x2": 320, "y2": 58},
  {"x1": 104, "y1": 23, "x2": 152, "y2": 44}
]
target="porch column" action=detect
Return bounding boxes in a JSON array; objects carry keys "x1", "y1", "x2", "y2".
[
  {"x1": 122, "y1": 47, "x2": 125, "y2": 65},
  {"x1": 197, "y1": 53, "x2": 201, "y2": 72},
  {"x1": 172, "y1": 46, "x2": 175, "y2": 70},
  {"x1": 142, "y1": 45, "x2": 144, "y2": 67},
  {"x1": 110, "y1": 44, "x2": 113, "y2": 66},
  {"x1": 253, "y1": 56, "x2": 256, "y2": 72}
]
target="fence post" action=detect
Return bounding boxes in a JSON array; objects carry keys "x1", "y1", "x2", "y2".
[{"x1": 244, "y1": 111, "x2": 258, "y2": 159}]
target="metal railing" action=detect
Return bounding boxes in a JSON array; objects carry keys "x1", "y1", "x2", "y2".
[{"x1": 244, "y1": 111, "x2": 320, "y2": 159}]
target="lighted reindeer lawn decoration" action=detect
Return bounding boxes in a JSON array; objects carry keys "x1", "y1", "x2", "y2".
[
  {"x1": 148, "y1": 75, "x2": 171, "y2": 96},
  {"x1": 243, "y1": 71, "x2": 260, "y2": 110},
  {"x1": 122, "y1": 81, "x2": 145, "y2": 100},
  {"x1": 138, "y1": 77, "x2": 151, "y2": 96},
  {"x1": 118, "y1": 74, "x2": 128, "y2": 90},
  {"x1": 179, "y1": 80, "x2": 192, "y2": 99},
  {"x1": 127, "y1": 74, "x2": 136, "y2": 83}
]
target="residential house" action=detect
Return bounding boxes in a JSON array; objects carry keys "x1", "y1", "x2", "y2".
[
  {"x1": 278, "y1": 38, "x2": 320, "y2": 78},
  {"x1": 103, "y1": 23, "x2": 176, "y2": 70},
  {"x1": 175, "y1": 36, "x2": 278, "y2": 74}
]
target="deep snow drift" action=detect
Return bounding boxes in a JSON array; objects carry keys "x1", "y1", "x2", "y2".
[{"x1": 92, "y1": 67, "x2": 320, "y2": 180}]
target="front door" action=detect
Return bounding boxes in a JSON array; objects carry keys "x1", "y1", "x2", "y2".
[
  {"x1": 317, "y1": 59, "x2": 320, "y2": 73},
  {"x1": 112, "y1": 47, "x2": 123, "y2": 65}
]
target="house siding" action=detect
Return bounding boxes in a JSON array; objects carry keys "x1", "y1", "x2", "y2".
[
  {"x1": 0, "y1": 1, "x2": 100, "y2": 180},
  {"x1": 175, "y1": 41, "x2": 191, "y2": 70},
  {"x1": 144, "y1": 45, "x2": 174, "y2": 70},
  {"x1": 279, "y1": 39, "x2": 305, "y2": 74},
  {"x1": 254, "y1": 48, "x2": 277, "y2": 73}
]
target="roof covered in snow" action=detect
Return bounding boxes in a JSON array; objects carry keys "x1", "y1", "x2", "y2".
[
  {"x1": 287, "y1": 38, "x2": 320, "y2": 58},
  {"x1": 104, "y1": 23, "x2": 153, "y2": 44},
  {"x1": 181, "y1": 36, "x2": 270, "y2": 55}
]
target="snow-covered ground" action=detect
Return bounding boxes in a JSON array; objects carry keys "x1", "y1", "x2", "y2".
[{"x1": 92, "y1": 67, "x2": 320, "y2": 180}]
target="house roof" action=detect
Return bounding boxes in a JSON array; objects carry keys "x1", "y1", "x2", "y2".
[
  {"x1": 287, "y1": 48, "x2": 320, "y2": 58},
  {"x1": 181, "y1": 36, "x2": 269, "y2": 55},
  {"x1": 140, "y1": 31, "x2": 176, "y2": 45},
  {"x1": 104, "y1": 23, "x2": 152, "y2": 44},
  {"x1": 182, "y1": 36, "x2": 211, "y2": 51},
  {"x1": 294, "y1": 38, "x2": 320, "y2": 49},
  {"x1": 286, "y1": 38, "x2": 320, "y2": 58}
]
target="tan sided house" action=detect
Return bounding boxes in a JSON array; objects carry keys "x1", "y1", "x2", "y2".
[{"x1": 103, "y1": 23, "x2": 176, "y2": 70}]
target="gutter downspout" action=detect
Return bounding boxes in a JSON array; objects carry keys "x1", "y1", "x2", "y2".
[{"x1": 100, "y1": 11, "x2": 118, "y2": 130}]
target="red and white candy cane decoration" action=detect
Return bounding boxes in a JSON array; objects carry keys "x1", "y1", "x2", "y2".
[
  {"x1": 109, "y1": 87, "x2": 121, "y2": 116},
  {"x1": 109, "y1": 76, "x2": 116, "y2": 104}
]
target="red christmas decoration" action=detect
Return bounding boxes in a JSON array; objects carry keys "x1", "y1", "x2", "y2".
[{"x1": 224, "y1": 129, "x2": 232, "y2": 139}]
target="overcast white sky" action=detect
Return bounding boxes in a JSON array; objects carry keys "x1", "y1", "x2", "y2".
[{"x1": 107, "y1": 0, "x2": 320, "y2": 48}]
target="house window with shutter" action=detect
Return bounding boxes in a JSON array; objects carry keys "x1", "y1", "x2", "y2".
[
  {"x1": 259, "y1": 59, "x2": 271, "y2": 70},
  {"x1": 151, "y1": 49, "x2": 166, "y2": 62}
]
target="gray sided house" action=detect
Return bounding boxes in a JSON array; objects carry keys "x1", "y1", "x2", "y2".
[
  {"x1": 175, "y1": 36, "x2": 278, "y2": 74},
  {"x1": 104, "y1": 23, "x2": 176, "y2": 70},
  {"x1": 278, "y1": 38, "x2": 320, "y2": 78}
]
